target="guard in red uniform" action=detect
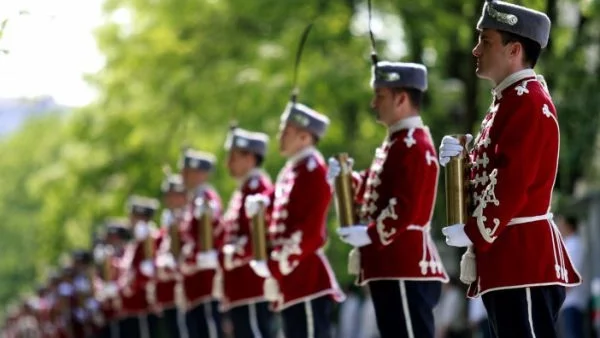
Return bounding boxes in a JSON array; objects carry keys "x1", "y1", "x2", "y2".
[
  {"x1": 218, "y1": 126, "x2": 274, "y2": 338},
  {"x1": 331, "y1": 61, "x2": 448, "y2": 338},
  {"x1": 71, "y1": 249, "x2": 97, "y2": 337},
  {"x1": 247, "y1": 101, "x2": 345, "y2": 338},
  {"x1": 179, "y1": 149, "x2": 224, "y2": 338},
  {"x1": 439, "y1": 1, "x2": 581, "y2": 337},
  {"x1": 98, "y1": 221, "x2": 131, "y2": 338},
  {"x1": 155, "y1": 173, "x2": 188, "y2": 338},
  {"x1": 117, "y1": 196, "x2": 161, "y2": 338}
]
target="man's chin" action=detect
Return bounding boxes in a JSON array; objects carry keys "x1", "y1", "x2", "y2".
[{"x1": 475, "y1": 68, "x2": 489, "y2": 79}]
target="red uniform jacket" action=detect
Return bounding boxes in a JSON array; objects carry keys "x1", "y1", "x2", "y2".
[
  {"x1": 218, "y1": 169, "x2": 273, "y2": 311},
  {"x1": 266, "y1": 147, "x2": 345, "y2": 310},
  {"x1": 179, "y1": 185, "x2": 223, "y2": 308},
  {"x1": 100, "y1": 252, "x2": 122, "y2": 322},
  {"x1": 154, "y1": 221, "x2": 184, "y2": 311},
  {"x1": 353, "y1": 117, "x2": 449, "y2": 285},
  {"x1": 117, "y1": 230, "x2": 157, "y2": 317},
  {"x1": 463, "y1": 70, "x2": 581, "y2": 297}
]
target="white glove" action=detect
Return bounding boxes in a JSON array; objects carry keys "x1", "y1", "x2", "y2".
[
  {"x1": 74, "y1": 308, "x2": 87, "y2": 322},
  {"x1": 439, "y1": 134, "x2": 473, "y2": 167},
  {"x1": 58, "y1": 282, "x2": 74, "y2": 297},
  {"x1": 196, "y1": 250, "x2": 218, "y2": 269},
  {"x1": 74, "y1": 277, "x2": 91, "y2": 293},
  {"x1": 245, "y1": 194, "x2": 270, "y2": 218},
  {"x1": 156, "y1": 253, "x2": 176, "y2": 270},
  {"x1": 140, "y1": 259, "x2": 155, "y2": 277},
  {"x1": 327, "y1": 157, "x2": 341, "y2": 188},
  {"x1": 442, "y1": 224, "x2": 474, "y2": 247},
  {"x1": 327, "y1": 157, "x2": 354, "y2": 188},
  {"x1": 93, "y1": 246, "x2": 106, "y2": 263},
  {"x1": 250, "y1": 260, "x2": 271, "y2": 278},
  {"x1": 194, "y1": 198, "x2": 217, "y2": 218},
  {"x1": 85, "y1": 298, "x2": 100, "y2": 312},
  {"x1": 222, "y1": 244, "x2": 236, "y2": 255},
  {"x1": 103, "y1": 282, "x2": 118, "y2": 298},
  {"x1": 161, "y1": 209, "x2": 173, "y2": 227},
  {"x1": 337, "y1": 226, "x2": 372, "y2": 247},
  {"x1": 134, "y1": 221, "x2": 150, "y2": 240}
]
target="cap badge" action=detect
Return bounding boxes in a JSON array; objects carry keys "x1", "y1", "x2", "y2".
[{"x1": 487, "y1": 3, "x2": 518, "y2": 26}]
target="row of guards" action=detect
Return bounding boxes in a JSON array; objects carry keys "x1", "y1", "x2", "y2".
[{"x1": 1, "y1": 0, "x2": 584, "y2": 337}]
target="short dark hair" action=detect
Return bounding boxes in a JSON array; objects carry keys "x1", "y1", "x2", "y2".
[
  {"x1": 236, "y1": 149, "x2": 264, "y2": 167},
  {"x1": 311, "y1": 134, "x2": 320, "y2": 145},
  {"x1": 498, "y1": 30, "x2": 542, "y2": 68},
  {"x1": 254, "y1": 154, "x2": 264, "y2": 167},
  {"x1": 391, "y1": 87, "x2": 424, "y2": 110}
]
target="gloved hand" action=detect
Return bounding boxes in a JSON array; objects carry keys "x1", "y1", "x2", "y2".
[
  {"x1": 74, "y1": 308, "x2": 87, "y2": 322},
  {"x1": 439, "y1": 134, "x2": 473, "y2": 167},
  {"x1": 250, "y1": 260, "x2": 271, "y2": 278},
  {"x1": 85, "y1": 298, "x2": 100, "y2": 312},
  {"x1": 58, "y1": 282, "x2": 74, "y2": 297},
  {"x1": 140, "y1": 259, "x2": 155, "y2": 277},
  {"x1": 74, "y1": 277, "x2": 91, "y2": 293},
  {"x1": 156, "y1": 252, "x2": 176, "y2": 270},
  {"x1": 93, "y1": 246, "x2": 106, "y2": 263},
  {"x1": 442, "y1": 224, "x2": 474, "y2": 247},
  {"x1": 103, "y1": 282, "x2": 118, "y2": 298},
  {"x1": 194, "y1": 198, "x2": 217, "y2": 219},
  {"x1": 337, "y1": 226, "x2": 372, "y2": 247},
  {"x1": 160, "y1": 209, "x2": 173, "y2": 227},
  {"x1": 244, "y1": 194, "x2": 270, "y2": 218},
  {"x1": 326, "y1": 157, "x2": 354, "y2": 189},
  {"x1": 134, "y1": 221, "x2": 150, "y2": 241},
  {"x1": 196, "y1": 250, "x2": 218, "y2": 269}
]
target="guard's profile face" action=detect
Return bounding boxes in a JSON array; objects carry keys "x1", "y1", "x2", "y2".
[
  {"x1": 278, "y1": 123, "x2": 305, "y2": 157},
  {"x1": 164, "y1": 191, "x2": 186, "y2": 210},
  {"x1": 371, "y1": 87, "x2": 394, "y2": 123},
  {"x1": 227, "y1": 148, "x2": 252, "y2": 178},
  {"x1": 181, "y1": 167, "x2": 208, "y2": 190},
  {"x1": 472, "y1": 29, "x2": 511, "y2": 83}
]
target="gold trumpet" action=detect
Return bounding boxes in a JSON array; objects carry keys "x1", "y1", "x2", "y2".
[
  {"x1": 169, "y1": 210, "x2": 182, "y2": 258},
  {"x1": 333, "y1": 153, "x2": 357, "y2": 227},
  {"x1": 445, "y1": 134, "x2": 478, "y2": 285},
  {"x1": 142, "y1": 223, "x2": 155, "y2": 261},
  {"x1": 445, "y1": 134, "x2": 470, "y2": 225},
  {"x1": 197, "y1": 199, "x2": 214, "y2": 251},
  {"x1": 102, "y1": 247, "x2": 114, "y2": 282},
  {"x1": 251, "y1": 200, "x2": 268, "y2": 261}
]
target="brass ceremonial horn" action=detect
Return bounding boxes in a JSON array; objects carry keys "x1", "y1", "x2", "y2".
[
  {"x1": 196, "y1": 198, "x2": 214, "y2": 251},
  {"x1": 251, "y1": 200, "x2": 268, "y2": 261},
  {"x1": 141, "y1": 223, "x2": 155, "y2": 261},
  {"x1": 169, "y1": 210, "x2": 182, "y2": 258},
  {"x1": 445, "y1": 134, "x2": 470, "y2": 225},
  {"x1": 102, "y1": 246, "x2": 114, "y2": 281},
  {"x1": 334, "y1": 153, "x2": 357, "y2": 227}
]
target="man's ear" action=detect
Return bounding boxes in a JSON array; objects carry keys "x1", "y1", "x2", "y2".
[
  {"x1": 509, "y1": 42, "x2": 521, "y2": 58},
  {"x1": 394, "y1": 90, "x2": 406, "y2": 108}
]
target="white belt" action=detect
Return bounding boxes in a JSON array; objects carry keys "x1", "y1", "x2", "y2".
[
  {"x1": 406, "y1": 223, "x2": 431, "y2": 232},
  {"x1": 507, "y1": 212, "x2": 553, "y2": 226}
]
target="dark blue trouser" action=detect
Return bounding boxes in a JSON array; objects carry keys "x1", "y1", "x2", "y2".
[
  {"x1": 94, "y1": 323, "x2": 111, "y2": 338},
  {"x1": 163, "y1": 306, "x2": 182, "y2": 338},
  {"x1": 368, "y1": 280, "x2": 442, "y2": 338},
  {"x1": 482, "y1": 285, "x2": 565, "y2": 338},
  {"x1": 186, "y1": 300, "x2": 223, "y2": 338},
  {"x1": 558, "y1": 307, "x2": 585, "y2": 338},
  {"x1": 229, "y1": 301, "x2": 274, "y2": 338},
  {"x1": 118, "y1": 313, "x2": 159, "y2": 338},
  {"x1": 281, "y1": 295, "x2": 333, "y2": 338}
]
